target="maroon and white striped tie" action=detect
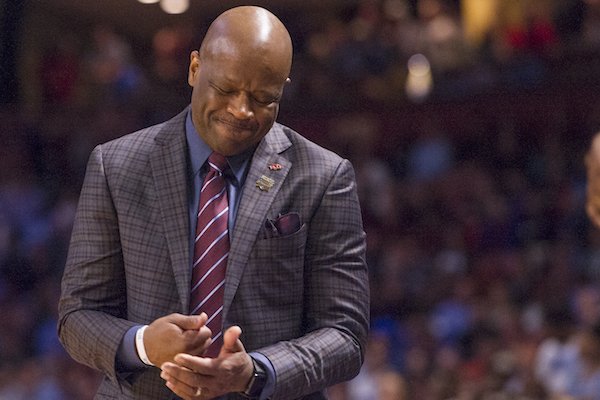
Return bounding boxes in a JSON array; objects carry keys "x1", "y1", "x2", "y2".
[{"x1": 190, "y1": 152, "x2": 229, "y2": 357}]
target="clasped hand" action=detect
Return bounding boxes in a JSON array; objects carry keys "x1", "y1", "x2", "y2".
[{"x1": 143, "y1": 313, "x2": 254, "y2": 399}]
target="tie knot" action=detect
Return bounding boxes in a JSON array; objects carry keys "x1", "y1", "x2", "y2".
[{"x1": 207, "y1": 152, "x2": 228, "y2": 174}]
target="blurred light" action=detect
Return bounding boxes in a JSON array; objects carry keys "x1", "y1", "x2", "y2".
[
  {"x1": 160, "y1": 0, "x2": 189, "y2": 14},
  {"x1": 461, "y1": 0, "x2": 498, "y2": 45},
  {"x1": 383, "y1": 0, "x2": 409, "y2": 21},
  {"x1": 405, "y1": 54, "x2": 433, "y2": 102},
  {"x1": 138, "y1": 0, "x2": 160, "y2": 3},
  {"x1": 407, "y1": 54, "x2": 431, "y2": 77}
]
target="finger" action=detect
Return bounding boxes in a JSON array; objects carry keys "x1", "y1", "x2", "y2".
[
  {"x1": 182, "y1": 324, "x2": 211, "y2": 338},
  {"x1": 161, "y1": 366, "x2": 199, "y2": 399},
  {"x1": 173, "y1": 353, "x2": 216, "y2": 375},
  {"x1": 164, "y1": 377, "x2": 198, "y2": 400},
  {"x1": 169, "y1": 312, "x2": 208, "y2": 331},
  {"x1": 221, "y1": 325, "x2": 245, "y2": 354},
  {"x1": 161, "y1": 361, "x2": 208, "y2": 389},
  {"x1": 162, "y1": 360, "x2": 217, "y2": 399},
  {"x1": 182, "y1": 325, "x2": 212, "y2": 347}
]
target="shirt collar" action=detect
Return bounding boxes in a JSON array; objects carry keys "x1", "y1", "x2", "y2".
[{"x1": 185, "y1": 111, "x2": 253, "y2": 186}]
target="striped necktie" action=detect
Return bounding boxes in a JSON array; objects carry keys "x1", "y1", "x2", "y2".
[{"x1": 190, "y1": 152, "x2": 229, "y2": 357}]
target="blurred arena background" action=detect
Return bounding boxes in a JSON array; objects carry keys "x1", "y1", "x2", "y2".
[{"x1": 1, "y1": 0, "x2": 600, "y2": 398}]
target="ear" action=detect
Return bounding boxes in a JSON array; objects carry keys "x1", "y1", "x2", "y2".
[{"x1": 188, "y1": 50, "x2": 200, "y2": 87}]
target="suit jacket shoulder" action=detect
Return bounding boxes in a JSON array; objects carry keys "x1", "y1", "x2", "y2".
[
  {"x1": 273, "y1": 121, "x2": 343, "y2": 163},
  {"x1": 98, "y1": 109, "x2": 187, "y2": 179},
  {"x1": 267, "y1": 122, "x2": 347, "y2": 186}
]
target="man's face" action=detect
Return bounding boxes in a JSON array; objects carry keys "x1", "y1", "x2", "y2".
[{"x1": 188, "y1": 49, "x2": 288, "y2": 156}]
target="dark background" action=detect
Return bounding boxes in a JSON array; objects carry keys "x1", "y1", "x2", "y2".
[{"x1": 1, "y1": 0, "x2": 600, "y2": 398}]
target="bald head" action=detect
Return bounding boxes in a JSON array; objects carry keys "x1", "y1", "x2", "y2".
[
  {"x1": 187, "y1": 6, "x2": 293, "y2": 156},
  {"x1": 199, "y1": 6, "x2": 293, "y2": 81}
]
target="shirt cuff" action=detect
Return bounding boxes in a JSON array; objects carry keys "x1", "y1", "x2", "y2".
[
  {"x1": 116, "y1": 325, "x2": 147, "y2": 372},
  {"x1": 249, "y1": 352, "x2": 276, "y2": 400}
]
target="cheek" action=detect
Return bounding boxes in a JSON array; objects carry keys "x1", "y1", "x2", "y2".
[
  {"x1": 203, "y1": 96, "x2": 222, "y2": 112},
  {"x1": 258, "y1": 107, "x2": 278, "y2": 127},
  {"x1": 194, "y1": 86, "x2": 220, "y2": 110}
]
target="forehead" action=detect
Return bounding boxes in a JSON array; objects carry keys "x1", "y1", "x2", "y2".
[
  {"x1": 202, "y1": 34, "x2": 288, "y2": 77},
  {"x1": 203, "y1": 51, "x2": 286, "y2": 89}
]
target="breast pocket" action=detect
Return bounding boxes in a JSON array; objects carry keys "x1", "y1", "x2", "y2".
[
  {"x1": 252, "y1": 223, "x2": 307, "y2": 261},
  {"x1": 247, "y1": 224, "x2": 308, "y2": 306}
]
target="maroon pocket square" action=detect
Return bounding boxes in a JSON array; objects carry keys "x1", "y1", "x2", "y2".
[{"x1": 264, "y1": 212, "x2": 302, "y2": 238}]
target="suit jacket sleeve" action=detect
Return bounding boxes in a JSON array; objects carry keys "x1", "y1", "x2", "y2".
[
  {"x1": 258, "y1": 158, "x2": 369, "y2": 399},
  {"x1": 58, "y1": 144, "x2": 136, "y2": 387}
]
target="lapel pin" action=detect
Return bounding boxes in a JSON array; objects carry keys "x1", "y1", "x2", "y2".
[
  {"x1": 256, "y1": 175, "x2": 275, "y2": 191},
  {"x1": 268, "y1": 163, "x2": 283, "y2": 171}
]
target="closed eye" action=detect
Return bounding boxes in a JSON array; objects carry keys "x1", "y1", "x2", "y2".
[
  {"x1": 253, "y1": 95, "x2": 280, "y2": 105},
  {"x1": 210, "y1": 80, "x2": 280, "y2": 106},
  {"x1": 210, "y1": 82, "x2": 234, "y2": 95}
]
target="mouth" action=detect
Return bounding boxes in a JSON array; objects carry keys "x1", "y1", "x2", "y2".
[{"x1": 215, "y1": 118, "x2": 256, "y2": 132}]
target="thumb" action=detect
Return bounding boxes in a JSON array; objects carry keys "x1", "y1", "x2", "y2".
[
  {"x1": 221, "y1": 325, "x2": 245, "y2": 354},
  {"x1": 167, "y1": 312, "x2": 208, "y2": 331}
]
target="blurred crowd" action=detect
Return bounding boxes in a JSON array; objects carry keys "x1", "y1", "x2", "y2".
[{"x1": 3, "y1": 0, "x2": 600, "y2": 398}]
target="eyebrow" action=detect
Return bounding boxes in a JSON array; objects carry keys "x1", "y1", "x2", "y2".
[{"x1": 209, "y1": 79, "x2": 281, "y2": 99}]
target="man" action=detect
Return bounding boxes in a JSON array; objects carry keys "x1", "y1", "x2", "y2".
[{"x1": 58, "y1": 5, "x2": 369, "y2": 400}]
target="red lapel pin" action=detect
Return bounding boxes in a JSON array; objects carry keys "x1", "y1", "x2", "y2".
[{"x1": 268, "y1": 163, "x2": 283, "y2": 171}]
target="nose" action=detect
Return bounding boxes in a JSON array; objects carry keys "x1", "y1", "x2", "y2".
[{"x1": 227, "y1": 92, "x2": 254, "y2": 120}]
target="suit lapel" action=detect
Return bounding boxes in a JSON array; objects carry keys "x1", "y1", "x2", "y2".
[
  {"x1": 224, "y1": 124, "x2": 292, "y2": 317},
  {"x1": 149, "y1": 110, "x2": 192, "y2": 313}
]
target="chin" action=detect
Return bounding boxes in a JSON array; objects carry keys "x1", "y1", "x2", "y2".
[{"x1": 214, "y1": 139, "x2": 251, "y2": 156}]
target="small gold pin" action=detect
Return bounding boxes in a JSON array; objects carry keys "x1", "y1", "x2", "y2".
[
  {"x1": 256, "y1": 175, "x2": 275, "y2": 191},
  {"x1": 268, "y1": 163, "x2": 283, "y2": 171}
]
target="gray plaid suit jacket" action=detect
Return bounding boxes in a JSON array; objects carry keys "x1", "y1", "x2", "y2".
[{"x1": 58, "y1": 108, "x2": 369, "y2": 399}]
